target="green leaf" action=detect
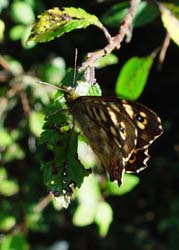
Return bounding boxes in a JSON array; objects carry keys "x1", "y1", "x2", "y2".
[
  {"x1": 39, "y1": 57, "x2": 66, "y2": 85},
  {"x1": 102, "y1": 1, "x2": 159, "y2": 28},
  {"x1": 159, "y1": 3, "x2": 179, "y2": 46},
  {"x1": 115, "y1": 55, "x2": 153, "y2": 100},
  {"x1": 77, "y1": 140, "x2": 96, "y2": 168},
  {"x1": 0, "y1": 179, "x2": 19, "y2": 196},
  {"x1": 73, "y1": 176, "x2": 113, "y2": 236},
  {"x1": 106, "y1": 174, "x2": 139, "y2": 195},
  {"x1": 0, "y1": 166, "x2": 19, "y2": 196},
  {"x1": 102, "y1": 2, "x2": 129, "y2": 28},
  {"x1": 0, "y1": 167, "x2": 7, "y2": 181},
  {"x1": 10, "y1": 1, "x2": 35, "y2": 25},
  {"x1": 73, "y1": 175, "x2": 101, "y2": 226},
  {"x1": 0, "y1": 233, "x2": 28, "y2": 250},
  {"x1": 40, "y1": 76, "x2": 101, "y2": 201},
  {"x1": 41, "y1": 125, "x2": 90, "y2": 197},
  {"x1": 0, "y1": 128, "x2": 13, "y2": 147},
  {"x1": 0, "y1": 19, "x2": 5, "y2": 42},
  {"x1": 3, "y1": 143, "x2": 25, "y2": 162},
  {"x1": 95, "y1": 54, "x2": 119, "y2": 69},
  {"x1": 0, "y1": 0, "x2": 9, "y2": 13},
  {"x1": 133, "y1": 1, "x2": 159, "y2": 28},
  {"x1": 0, "y1": 215, "x2": 16, "y2": 231},
  {"x1": 9, "y1": 25, "x2": 26, "y2": 41},
  {"x1": 95, "y1": 201, "x2": 113, "y2": 237},
  {"x1": 4, "y1": 56, "x2": 23, "y2": 75},
  {"x1": 29, "y1": 111, "x2": 45, "y2": 137},
  {"x1": 75, "y1": 81, "x2": 102, "y2": 97},
  {"x1": 27, "y1": 7, "x2": 104, "y2": 43}
]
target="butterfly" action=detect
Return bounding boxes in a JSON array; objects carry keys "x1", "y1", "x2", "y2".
[{"x1": 65, "y1": 93, "x2": 163, "y2": 186}]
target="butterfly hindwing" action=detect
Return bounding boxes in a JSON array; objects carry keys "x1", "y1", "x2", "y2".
[
  {"x1": 121, "y1": 100, "x2": 163, "y2": 149},
  {"x1": 125, "y1": 148, "x2": 149, "y2": 173}
]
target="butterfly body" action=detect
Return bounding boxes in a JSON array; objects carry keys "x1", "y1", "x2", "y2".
[{"x1": 66, "y1": 95, "x2": 163, "y2": 185}]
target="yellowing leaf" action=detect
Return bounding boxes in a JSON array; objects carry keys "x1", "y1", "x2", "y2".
[
  {"x1": 159, "y1": 3, "x2": 179, "y2": 46},
  {"x1": 27, "y1": 7, "x2": 104, "y2": 43}
]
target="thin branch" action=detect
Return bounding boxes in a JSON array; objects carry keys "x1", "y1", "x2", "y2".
[
  {"x1": 33, "y1": 193, "x2": 52, "y2": 213},
  {"x1": 79, "y1": 0, "x2": 141, "y2": 72},
  {"x1": 0, "y1": 55, "x2": 10, "y2": 71},
  {"x1": 158, "y1": 32, "x2": 170, "y2": 71}
]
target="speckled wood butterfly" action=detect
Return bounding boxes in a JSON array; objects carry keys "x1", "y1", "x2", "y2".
[{"x1": 64, "y1": 88, "x2": 163, "y2": 186}]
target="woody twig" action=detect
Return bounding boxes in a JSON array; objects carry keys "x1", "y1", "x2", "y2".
[{"x1": 79, "y1": 0, "x2": 141, "y2": 73}]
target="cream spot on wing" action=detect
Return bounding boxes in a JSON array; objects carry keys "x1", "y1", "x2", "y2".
[
  {"x1": 92, "y1": 107, "x2": 99, "y2": 120},
  {"x1": 139, "y1": 111, "x2": 147, "y2": 118},
  {"x1": 99, "y1": 109, "x2": 107, "y2": 122},
  {"x1": 122, "y1": 102, "x2": 134, "y2": 119},
  {"x1": 107, "y1": 108, "x2": 118, "y2": 125},
  {"x1": 109, "y1": 103, "x2": 120, "y2": 112},
  {"x1": 110, "y1": 126, "x2": 117, "y2": 136},
  {"x1": 86, "y1": 105, "x2": 92, "y2": 116},
  {"x1": 137, "y1": 121, "x2": 145, "y2": 130},
  {"x1": 114, "y1": 137, "x2": 121, "y2": 148},
  {"x1": 101, "y1": 101, "x2": 107, "y2": 105},
  {"x1": 119, "y1": 121, "x2": 126, "y2": 141}
]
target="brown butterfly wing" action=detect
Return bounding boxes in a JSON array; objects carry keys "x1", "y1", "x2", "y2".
[
  {"x1": 125, "y1": 148, "x2": 149, "y2": 173},
  {"x1": 67, "y1": 96, "x2": 138, "y2": 185},
  {"x1": 66, "y1": 95, "x2": 162, "y2": 184},
  {"x1": 120, "y1": 100, "x2": 163, "y2": 173},
  {"x1": 121, "y1": 100, "x2": 163, "y2": 149}
]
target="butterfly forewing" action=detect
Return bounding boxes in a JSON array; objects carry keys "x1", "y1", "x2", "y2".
[
  {"x1": 65, "y1": 94, "x2": 163, "y2": 185},
  {"x1": 67, "y1": 96, "x2": 138, "y2": 185}
]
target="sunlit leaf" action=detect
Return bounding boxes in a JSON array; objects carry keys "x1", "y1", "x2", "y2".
[
  {"x1": 4, "y1": 56, "x2": 23, "y2": 75},
  {"x1": 28, "y1": 7, "x2": 104, "y2": 43},
  {"x1": 0, "y1": 179, "x2": 19, "y2": 196},
  {"x1": 0, "y1": 233, "x2": 28, "y2": 250},
  {"x1": 39, "y1": 57, "x2": 66, "y2": 85},
  {"x1": 73, "y1": 175, "x2": 100, "y2": 226},
  {"x1": 26, "y1": 205, "x2": 44, "y2": 231},
  {"x1": 0, "y1": 19, "x2": 5, "y2": 42},
  {"x1": 115, "y1": 55, "x2": 153, "y2": 100},
  {"x1": 106, "y1": 174, "x2": 139, "y2": 195},
  {"x1": 3, "y1": 143, "x2": 25, "y2": 162},
  {"x1": 29, "y1": 111, "x2": 45, "y2": 137},
  {"x1": 0, "y1": 167, "x2": 7, "y2": 181},
  {"x1": 159, "y1": 3, "x2": 179, "y2": 46},
  {"x1": 0, "y1": 166, "x2": 19, "y2": 196},
  {"x1": 77, "y1": 140, "x2": 96, "y2": 168},
  {"x1": 10, "y1": 1, "x2": 35, "y2": 25},
  {"x1": 0, "y1": 0, "x2": 9, "y2": 13},
  {"x1": 9, "y1": 25, "x2": 25, "y2": 41},
  {"x1": 75, "y1": 81, "x2": 102, "y2": 97},
  {"x1": 95, "y1": 201, "x2": 113, "y2": 237},
  {"x1": 0, "y1": 215, "x2": 16, "y2": 231},
  {"x1": 95, "y1": 54, "x2": 119, "y2": 69},
  {"x1": 0, "y1": 128, "x2": 13, "y2": 147}
]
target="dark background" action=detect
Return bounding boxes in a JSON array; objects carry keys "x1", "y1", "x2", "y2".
[{"x1": 0, "y1": 1, "x2": 179, "y2": 250}]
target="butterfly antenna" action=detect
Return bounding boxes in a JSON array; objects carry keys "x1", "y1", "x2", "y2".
[
  {"x1": 72, "y1": 48, "x2": 78, "y2": 87},
  {"x1": 37, "y1": 80, "x2": 69, "y2": 93}
]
